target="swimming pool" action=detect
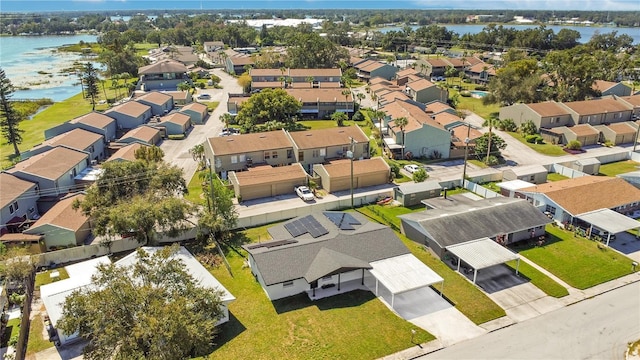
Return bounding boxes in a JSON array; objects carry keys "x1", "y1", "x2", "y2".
[{"x1": 470, "y1": 90, "x2": 489, "y2": 98}]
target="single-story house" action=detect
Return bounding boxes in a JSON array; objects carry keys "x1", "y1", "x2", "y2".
[
  {"x1": 45, "y1": 112, "x2": 117, "y2": 143},
  {"x1": 135, "y1": 91, "x2": 174, "y2": 116},
  {"x1": 312, "y1": 157, "x2": 390, "y2": 193},
  {"x1": 23, "y1": 193, "x2": 90, "y2": 251},
  {"x1": 0, "y1": 173, "x2": 39, "y2": 235},
  {"x1": 104, "y1": 101, "x2": 153, "y2": 130},
  {"x1": 594, "y1": 122, "x2": 638, "y2": 145},
  {"x1": 162, "y1": 90, "x2": 192, "y2": 106},
  {"x1": 244, "y1": 212, "x2": 443, "y2": 304},
  {"x1": 104, "y1": 143, "x2": 147, "y2": 163},
  {"x1": 502, "y1": 164, "x2": 548, "y2": 184},
  {"x1": 22, "y1": 128, "x2": 105, "y2": 163},
  {"x1": 40, "y1": 246, "x2": 234, "y2": 346},
  {"x1": 542, "y1": 124, "x2": 600, "y2": 146},
  {"x1": 229, "y1": 163, "x2": 308, "y2": 201},
  {"x1": 394, "y1": 181, "x2": 442, "y2": 207},
  {"x1": 118, "y1": 126, "x2": 163, "y2": 145},
  {"x1": 518, "y1": 176, "x2": 640, "y2": 223},
  {"x1": 400, "y1": 197, "x2": 552, "y2": 258},
  {"x1": 154, "y1": 112, "x2": 192, "y2": 136},
  {"x1": 179, "y1": 102, "x2": 209, "y2": 124},
  {"x1": 7, "y1": 147, "x2": 89, "y2": 197}
]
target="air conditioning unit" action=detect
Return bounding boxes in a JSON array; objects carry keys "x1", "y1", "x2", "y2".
[{"x1": 90, "y1": 160, "x2": 97, "y2": 166}]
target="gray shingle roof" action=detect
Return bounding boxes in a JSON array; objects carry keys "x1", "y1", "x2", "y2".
[
  {"x1": 400, "y1": 198, "x2": 551, "y2": 248},
  {"x1": 247, "y1": 215, "x2": 409, "y2": 285}
]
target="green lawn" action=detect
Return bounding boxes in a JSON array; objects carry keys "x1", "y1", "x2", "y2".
[
  {"x1": 356, "y1": 206, "x2": 506, "y2": 325},
  {"x1": 201, "y1": 223, "x2": 434, "y2": 360},
  {"x1": 468, "y1": 159, "x2": 489, "y2": 168},
  {"x1": 506, "y1": 132, "x2": 567, "y2": 156},
  {"x1": 185, "y1": 171, "x2": 206, "y2": 204},
  {"x1": 505, "y1": 260, "x2": 569, "y2": 298},
  {"x1": 2, "y1": 92, "x2": 111, "y2": 169},
  {"x1": 546, "y1": 173, "x2": 569, "y2": 182},
  {"x1": 480, "y1": 181, "x2": 501, "y2": 192},
  {"x1": 296, "y1": 119, "x2": 368, "y2": 131},
  {"x1": 34, "y1": 268, "x2": 70, "y2": 290},
  {"x1": 512, "y1": 225, "x2": 635, "y2": 290},
  {"x1": 134, "y1": 42, "x2": 159, "y2": 56},
  {"x1": 26, "y1": 314, "x2": 54, "y2": 355},
  {"x1": 449, "y1": 88, "x2": 499, "y2": 121},
  {"x1": 598, "y1": 160, "x2": 640, "y2": 177},
  {"x1": 2, "y1": 317, "x2": 21, "y2": 347}
]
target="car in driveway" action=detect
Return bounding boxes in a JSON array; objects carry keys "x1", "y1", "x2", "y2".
[
  {"x1": 218, "y1": 128, "x2": 240, "y2": 136},
  {"x1": 197, "y1": 93, "x2": 211, "y2": 100},
  {"x1": 404, "y1": 164, "x2": 421, "y2": 174},
  {"x1": 295, "y1": 186, "x2": 315, "y2": 201}
]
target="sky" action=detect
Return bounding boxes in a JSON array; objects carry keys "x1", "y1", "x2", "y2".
[{"x1": 1, "y1": 0, "x2": 639, "y2": 12}]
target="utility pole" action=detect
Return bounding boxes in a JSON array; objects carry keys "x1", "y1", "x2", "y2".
[
  {"x1": 348, "y1": 136, "x2": 357, "y2": 209},
  {"x1": 461, "y1": 123, "x2": 471, "y2": 188}
]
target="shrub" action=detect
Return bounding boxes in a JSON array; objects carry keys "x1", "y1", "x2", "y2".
[
  {"x1": 168, "y1": 134, "x2": 185, "y2": 140},
  {"x1": 525, "y1": 134, "x2": 537, "y2": 143},
  {"x1": 413, "y1": 168, "x2": 428, "y2": 182},
  {"x1": 197, "y1": 83, "x2": 205, "y2": 89},
  {"x1": 520, "y1": 120, "x2": 538, "y2": 136},
  {"x1": 389, "y1": 163, "x2": 400, "y2": 179},
  {"x1": 352, "y1": 111, "x2": 365, "y2": 122},
  {"x1": 485, "y1": 155, "x2": 500, "y2": 166},
  {"x1": 566, "y1": 140, "x2": 582, "y2": 150},
  {"x1": 460, "y1": 91, "x2": 471, "y2": 97},
  {"x1": 500, "y1": 118, "x2": 517, "y2": 132},
  {"x1": 603, "y1": 140, "x2": 614, "y2": 147}
]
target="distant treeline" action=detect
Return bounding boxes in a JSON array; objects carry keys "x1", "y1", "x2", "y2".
[{"x1": 0, "y1": 9, "x2": 638, "y2": 36}]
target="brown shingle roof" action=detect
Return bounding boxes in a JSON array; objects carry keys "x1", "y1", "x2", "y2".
[
  {"x1": 407, "y1": 78, "x2": 436, "y2": 91},
  {"x1": 567, "y1": 124, "x2": 598, "y2": 137},
  {"x1": 0, "y1": 173, "x2": 36, "y2": 209},
  {"x1": 29, "y1": 193, "x2": 88, "y2": 232},
  {"x1": 432, "y1": 112, "x2": 462, "y2": 126},
  {"x1": 7, "y1": 147, "x2": 88, "y2": 180},
  {"x1": 322, "y1": 157, "x2": 389, "y2": 178},
  {"x1": 360, "y1": 62, "x2": 386, "y2": 72},
  {"x1": 562, "y1": 98, "x2": 631, "y2": 115},
  {"x1": 180, "y1": 102, "x2": 208, "y2": 112},
  {"x1": 70, "y1": 112, "x2": 114, "y2": 129},
  {"x1": 619, "y1": 95, "x2": 640, "y2": 107},
  {"x1": 288, "y1": 82, "x2": 342, "y2": 89},
  {"x1": 107, "y1": 101, "x2": 151, "y2": 118},
  {"x1": 592, "y1": 80, "x2": 618, "y2": 92},
  {"x1": 106, "y1": 143, "x2": 146, "y2": 162},
  {"x1": 379, "y1": 91, "x2": 410, "y2": 104},
  {"x1": 250, "y1": 68, "x2": 285, "y2": 77},
  {"x1": 209, "y1": 130, "x2": 292, "y2": 156},
  {"x1": 120, "y1": 126, "x2": 160, "y2": 143},
  {"x1": 160, "y1": 112, "x2": 191, "y2": 126},
  {"x1": 36, "y1": 128, "x2": 102, "y2": 152},
  {"x1": 233, "y1": 163, "x2": 307, "y2": 186},
  {"x1": 424, "y1": 101, "x2": 453, "y2": 114},
  {"x1": 445, "y1": 58, "x2": 465, "y2": 67},
  {"x1": 383, "y1": 101, "x2": 445, "y2": 133},
  {"x1": 521, "y1": 176, "x2": 640, "y2": 215},
  {"x1": 369, "y1": 77, "x2": 392, "y2": 86},
  {"x1": 607, "y1": 122, "x2": 636, "y2": 135},
  {"x1": 288, "y1": 126, "x2": 368, "y2": 150},
  {"x1": 229, "y1": 56, "x2": 254, "y2": 66},
  {"x1": 396, "y1": 68, "x2": 419, "y2": 78},
  {"x1": 136, "y1": 91, "x2": 173, "y2": 106},
  {"x1": 426, "y1": 59, "x2": 449, "y2": 67},
  {"x1": 527, "y1": 101, "x2": 571, "y2": 117},
  {"x1": 139, "y1": 59, "x2": 188, "y2": 75},
  {"x1": 289, "y1": 68, "x2": 342, "y2": 77}
]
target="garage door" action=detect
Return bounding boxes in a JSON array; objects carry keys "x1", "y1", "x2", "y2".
[
  {"x1": 358, "y1": 172, "x2": 387, "y2": 188},
  {"x1": 240, "y1": 185, "x2": 272, "y2": 201},
  {"x1": 330, "y1": 177, "x2": 353, "y2": 192},
  {"x1": 275, "y1": 180, "x2": 304, "y2": 197}
]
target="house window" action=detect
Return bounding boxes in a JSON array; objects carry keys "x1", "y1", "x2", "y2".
[
  {"x1": 9, "y1": 201, "x2": 18, "y2": 214},
  {"x1": 287, "y1": 150, "x2": 293, "y2": 159},
  {"x1": 545, "y1": 205, "x2": 556, "y2": 215},
  {"x1": 555, "y1": 117, "x2": 560, "y2": 123},
  {"x1": 298, "y1": 151, "x2": 304, "y2": 161},
  {"x1": 283, "y1": 280, "x2": 294, "y2": 288},
  {"x1": 264, "y1": 151, "x2": 271, "y2": 160},
  {"x1": 239, "y1": 154, "x2": 246, "y2": 163},
  {"x1": 312, "y1": 149, "x2": 320, "y2": 157},
  {"x1": 271, "y1": 151, "x2": 278, "y2": 159},
  {"x1": 320, "y1": 148, "x2": 326, "y2": 157},
  {"x1": 586, "y1": 116, "x2": 591, "y2": 123},
  {"x1": 231, "y1": 155, "x2": 238, "y2": 164}
]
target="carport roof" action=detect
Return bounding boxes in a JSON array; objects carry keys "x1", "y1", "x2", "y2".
[
  {"x1": 577, "y1": 208, "x2": 640, "y2": 234},
  {"x1": 369, "y1": 254, "x2": 443, "y2": 294},
  {"x1": 446, "y1": 238, "x2": 519, "y2": 270}
]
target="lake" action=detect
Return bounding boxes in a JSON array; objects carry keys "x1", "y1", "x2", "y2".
[
  {"x1": 0, "y1": 34, "x2": 98, "y2": 101},
  {"x1": 377, "y1": 24, "x2": 640, "y2": 44}
]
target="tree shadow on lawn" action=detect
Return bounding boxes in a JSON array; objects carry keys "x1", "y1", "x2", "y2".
[
  {"x1": 508, "y1": 231, "x2": 564, "y2": 253},
  {"x1": 211, "y1": 312, "x2": 247, "y2": 351},
  {"x1": 272, "y1": 290, "x2": 374, "y2": 315}
]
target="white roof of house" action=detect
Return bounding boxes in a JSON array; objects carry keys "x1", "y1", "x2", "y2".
[
  {"x1": 496, "y1": 179, "x2": 536, "y2": 191},
  {"x1": 575, "y1": 157, "x2": 601, "y2": 166},
  {"x1": 446, "y1": 238, "x2": 519, "y2": 270},
  {"x1": 40, "y1": 256, "x2": 112, "y2": 326},
  {"x1": 368, "y1": 254, "x2": 443, "y2": 295},
  {"x1": 116, "y1": 246, "x2": 235, "y2": 303},
  {"x1": 576, "y1": 208, "x2": 640, "y2": 234}
]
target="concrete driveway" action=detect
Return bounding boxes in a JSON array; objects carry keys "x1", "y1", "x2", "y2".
[{"x1": 160, "y1": 68, "x2": 242, "y2": 182}]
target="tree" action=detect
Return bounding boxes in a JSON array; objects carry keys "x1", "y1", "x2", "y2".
[
  {"x1": 331, "y1": 111, "x2": 348, "y2": 127},
  {"x1": 134, "y1": 145, "x2": 164, "y2": 162},
  {"x1": 474, "y1": 133, "x2": 507, "y2": 161},
  {"x1": 189, "y1": 143, "x2": 206, "y2": 170},
  {"x1": 219, "y1": 113, "x2": 234, "y2": 130},
  {"x1": 237, "y1": 72, "x2": 251, "y2": 93},
  {"x1": 234, "y1": 88, "x2": 301, "y2": 132},
  {"x1": 482, "y1": 114, "x2": 501, "y2": 163},
  {"x1": 305, "y1": 76, "x2": 314, "y2": 88},
  {"x1": 178, "y1": 81, "x2": 191, "y2": 92},
  {"x1": 75, "y1": 160, "x2": 192, "y2": 244},
  {"x1": 356, "y1": 92, "x2": 365, "y2": 104},
  {"x1": 82, "y1": 62, "x2": 100, "y2": 111},
  {"x1": 341, "y1": 89, "x2": 352, "y2": 112},
  {"x1": 373, "y1": 109, "x2": 387, "y2": 149},
  {"x1": 209, "y1": 73, "x2": 221, "y2": 87},
  {"x1": 58, "y1": 245, "x2": 225, "y2": 360},
  {"x1": 520, "y1": 120, "x2": 538, "y2": 136},
  {"x1": 285, "y1": 32, "x2": 348, "y2": 69},
  {"x1": 394, "y1": 117, "x2": 408, "y2": 159},
  {"x1": 413, "y1": 168, "x2": 428, "y2": 182},
  {"x1": 198, "y1": 171, "x2": 237, "y2": 243},
  {"x1": 0, "y1": 247, "x2": 34, "y2": 288},
  {"x1": 0, "y1": 68, "x2": 24, "y2": 156}
]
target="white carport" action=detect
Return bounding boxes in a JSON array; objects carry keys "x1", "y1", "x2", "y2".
[
  {"x1": 577, "y1": 208, "x2": 640, "y2": 246},
  {"x1": 446, "y1": 238, "x2": 520, "y2": 284},
  {"x1": 369, "y1": 253, "x2": 444, "y2": 308}
]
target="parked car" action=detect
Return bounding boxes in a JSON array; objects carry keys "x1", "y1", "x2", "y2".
[
  {"x1": 218, "y1": 128, "x2": 240, "y2": 136},
  {"x1": 404, "y1": 164, "x2": 420, "y2": 174},
  {"x1": 295, "y1": 186, "x2": 314, "y2": 201},
  {"x1": 197, "y1": 93, "x2": 211, "y2": 100}
]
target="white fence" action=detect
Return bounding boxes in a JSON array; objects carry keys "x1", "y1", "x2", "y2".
[
  {"x1": 33, "y1": 237, "x2": 140, "y2": 268},
  {"x1": 631, "y1": 151, "x2": 640, "y2": 162},
  {"x1": 550, "y1": 163, "x2": 588, "y2": 178},
  {"x1": 462, "y1": 180, "x2": 502, "y2": 198}
]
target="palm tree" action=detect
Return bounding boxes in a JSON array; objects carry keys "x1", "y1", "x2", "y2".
[
  {"x1": 356, "y1": 92, "x2": 365, "y2": 104},
  {"x1": 483, "y1": 113, "x2": 500, "y2": 163},
  {"x1": 373, "y1": 109, "x2": 386, "y2": 149},
  {"x1": 445, "y1": 66, "x2": 457, "y2": 86},
  {"x1": 178, "y1": 82, "x2": 191, "y2": 92},
  {"x1": 331, "y1": 111, "x2": 348, "y2": 127},
  {"x1": 278, "y1": 76, "x2": 286, "y2": 88},
  {"x1": 394, "y1": 116, "x2": 408, "y2": 159},
  {"x1": 111, "y1": 73, "x2": 120, "y2": 100},
  {"x1": 341, "y1": 89, "x2": 352, "y2": 112},
  {"x1": 420, "y1": 63, "x2": 427, "y2": 76},
  {"x1": 305, "y1": 76, "x2": 314, "y2": 88},
  {"x1": 119, "y1": 72, "x2": 131, "y2": 98},
  {"x1": 219, "y1": 113, "x2": 233, "y2": 130}
]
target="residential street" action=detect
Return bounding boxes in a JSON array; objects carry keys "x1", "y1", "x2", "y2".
[
  {"x1": 160, "y1": 68, "x2": 241, "y2": 182},
  {"x1": 418, "y1": 281, "x2": 640, "y2": 360}
]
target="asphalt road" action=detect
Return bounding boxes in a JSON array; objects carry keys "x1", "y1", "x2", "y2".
[{"x1": 419, "y1": 281, "x2": 640, "y2": 360}]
